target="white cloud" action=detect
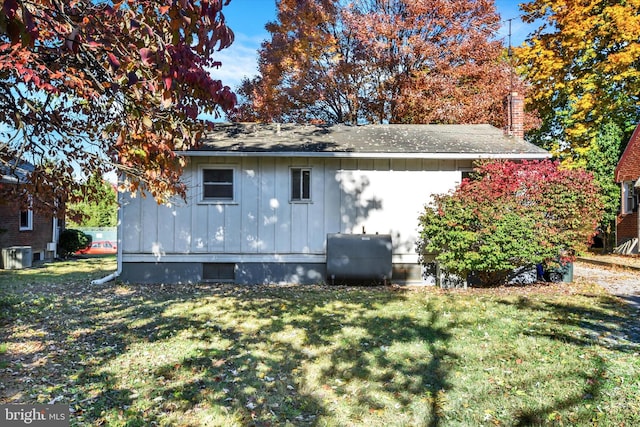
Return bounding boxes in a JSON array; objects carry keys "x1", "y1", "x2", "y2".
[{"x1": 208, "y1": 32, "x2": 266, "y2": 90}]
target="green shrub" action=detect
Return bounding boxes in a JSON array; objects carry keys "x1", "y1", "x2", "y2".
[{"x1": 58, "y1": 229, "x2": 92, "y2": 258}]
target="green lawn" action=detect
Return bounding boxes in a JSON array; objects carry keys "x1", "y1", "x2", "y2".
[{"x1": 1, "y1": 258, "x2": 639, "y2": 426}]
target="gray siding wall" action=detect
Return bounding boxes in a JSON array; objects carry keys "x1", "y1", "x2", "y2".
[{"x1": 120, "y1": 157, "x2": 471, "y2": 283}]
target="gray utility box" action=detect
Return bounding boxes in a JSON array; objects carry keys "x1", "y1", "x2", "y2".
[
  {"x1": 326, "y1": 233, "x2": 392, "y2": 284},
  {"x1": 1, "y1": 246, "x2": 33, "y2": 270}
]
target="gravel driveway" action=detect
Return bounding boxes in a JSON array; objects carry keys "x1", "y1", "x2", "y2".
[
  {"x1": 573, "y1": 261, "x2": 640, "y2": 345},
  {"x1": 574, "y1": 261, "x2": 640, "y2": 310}
]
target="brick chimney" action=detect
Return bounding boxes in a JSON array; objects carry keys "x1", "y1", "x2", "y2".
[{"x1": 505, "y1": 92, "x2": 525, "y2": 139}]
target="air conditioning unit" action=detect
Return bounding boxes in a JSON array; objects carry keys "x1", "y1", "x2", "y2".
[{"x1": 1, "y1": 246, "x2": 33, "y2": 270}]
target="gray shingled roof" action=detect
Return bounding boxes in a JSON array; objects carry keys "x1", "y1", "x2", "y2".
[
  {"x1": 186, "y1": 122, "x2": 550, "y2": 159},
  {"x1": 0, "y1": 160, "x2": 34, "y2": 184}
]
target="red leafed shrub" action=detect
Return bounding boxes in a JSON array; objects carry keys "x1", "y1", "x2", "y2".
[{"x1": 417, "y1": 160, "x2": 604, "y2": 286}]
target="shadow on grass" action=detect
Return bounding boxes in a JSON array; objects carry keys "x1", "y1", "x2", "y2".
[
  {"x1": 507, "y1": 292, "x2": 640, "y2": 349},
  {"x1": 144, "y1": 289, "x2": 457, "y2": 426},
  {"x1": 1, "y1": 281, "x2": 459, "y2": 426},
  {"x1": 497, "y1": 293, "x2": 638, "y2": 425},
  {"x1": 513, "y1": 355, "x2": 607, "y2": 426}
]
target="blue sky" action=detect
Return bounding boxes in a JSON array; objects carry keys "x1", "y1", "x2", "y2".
[{"x1": 210, "y1": 0, "x2": 537, "y2": 91}]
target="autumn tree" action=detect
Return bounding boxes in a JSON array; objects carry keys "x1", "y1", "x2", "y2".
[
  {"x1": 233, "y1": 0, "x2": 365, "y2": 124},
  {"x1": 417, "y1": 160, "x2": 604, "y2": 286},
  {"x1": 515, "y1": 0, "x2": 640, "y2": 162},
  {"x1": 234, "y1": 0, "x2": 535, "y2": 127},
  {"x1": 0, "y1": 0, "x2": 236, "y2": 215}
]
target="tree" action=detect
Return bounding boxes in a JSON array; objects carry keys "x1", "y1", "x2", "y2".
[
  {"x1": 232, "y1": 0, "x2": 363, "y2": 124},
  {"x1": 66, "y1": 174, "x2": 117, "y2": 227},
  {"x1": 416, "y1": 160, "x2": 604, "y2": 286},
  {"x1": 515, "y1": 0, "x2": 640, "y2": 162},
  {"x1": 585, "y1": 122, "x2": 626, "y2": 251},
  {"x1": 0, "y1": 0, "x2": 236, "y2": 215},
  {"x1": 234, "y1": 0, "x2": 537, "y2": 128}
]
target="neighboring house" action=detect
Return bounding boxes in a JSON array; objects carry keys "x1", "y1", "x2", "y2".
[
  {"x1": 0, "y1": 161, "x2": 63, "y2": 269},
  {"x1": 119, "y1": 94, "x2": 551, "y2": 284},
  {"x1": 614, "y1": 123, "x2": 640, "y2": 254}
]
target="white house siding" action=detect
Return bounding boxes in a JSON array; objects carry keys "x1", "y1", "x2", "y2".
[{"x1": 120, "y1": 156, "x2": 471, "y2": 284}]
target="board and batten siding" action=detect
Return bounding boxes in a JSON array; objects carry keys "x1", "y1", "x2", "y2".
[{"x1": 121, "y1": 156, "x2": 470, "y2": 277}]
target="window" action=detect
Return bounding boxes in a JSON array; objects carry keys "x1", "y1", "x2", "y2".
[
  {"x1": 622, "y1": 181, "x2": 638, "y2": 214},
  {"x1": 19, "y1": 209, "x2": 33, "y2": 231},
  {"x1": 291, "y1": 168, "x2": 311, "y2": 201},
  {"x1": 460, "y1": 170, "x2": 475, "y2": 183},
  {"x1": 202, "y1": 168, "x2": 234, "y2": 201}
]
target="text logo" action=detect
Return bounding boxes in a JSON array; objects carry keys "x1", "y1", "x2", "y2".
[{"x1": 1, "y1": 405, "x2": 69, "y2": 426}]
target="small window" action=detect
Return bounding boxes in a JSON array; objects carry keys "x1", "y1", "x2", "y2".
[
  {"x1": 622, "y1": 181, "x2": 637, "y2": 214},
  {"x1": 202, "y1": 168, "x2": 234, "y2": 201},
  {"x1": 460, "y1": 170, "x2": 474, "y2": 182},
  {"x1": 291, "y1": 168, "x2": 311, "y2": 201},
  {"x1": 19, "y1": 210, "x2": 33, "y2": 231}
]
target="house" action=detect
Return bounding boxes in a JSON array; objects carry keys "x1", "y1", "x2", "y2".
[
  {"x1": 118, "y1": 94, "x2": 551, "y2": 285},
  {"x1": 0, "y1": 161, "x2": 63, "y2": 269},
  {"x1": 614, "y1": 123, "x2": 640, "y2": 254}
]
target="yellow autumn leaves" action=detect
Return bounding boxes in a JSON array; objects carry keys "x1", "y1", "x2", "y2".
[{"x1": 516, "y1": 0, "x2": 640, "y2": 158}]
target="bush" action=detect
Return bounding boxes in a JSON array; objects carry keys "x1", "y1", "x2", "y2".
[
  {"x1": 417, "y1": 160, "x2": 604, "y2": 286},
  {"x1": 58, "y1": 229, "x2": 92, "y2": 258}
]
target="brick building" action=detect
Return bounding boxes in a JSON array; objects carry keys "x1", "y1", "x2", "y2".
[
  {"x1": 614, "y1": 123, "x2": 640, "y2": 254},
  {"x1": 0, "y1": 162, "x2": 63, "y2": 268}
]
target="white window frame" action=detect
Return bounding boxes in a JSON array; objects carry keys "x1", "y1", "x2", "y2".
[
  {"x1": 622, "y1": 181, "x2": 637, "y2": 214},
  {"x1": 19, "y1": 209, "x2": 33, "y2": 231},
  {"x1": 199, "y1": 165, "x2": 237, "y2": 204},
  {"x1": 290, "y1": 167, "x2": 312, "y2": 203}
]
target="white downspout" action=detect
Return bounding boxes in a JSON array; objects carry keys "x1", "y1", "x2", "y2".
[
  {"x1": 91, "y1": 181, "x2": 123, "y2": 285},
  {"x1": 52, "y1": 217, "x2": 59, "y2": 259},
  {"x1": 91, "y1": 269, "x2": 120, "y2": 285}
]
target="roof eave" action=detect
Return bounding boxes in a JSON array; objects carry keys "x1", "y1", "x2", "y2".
[
  {"x1": 176, "y1": 151, "x2": 551, "y2": 160},
  {"x1": 0, "y1": 176, "x2": 20, "y2": 184}
]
